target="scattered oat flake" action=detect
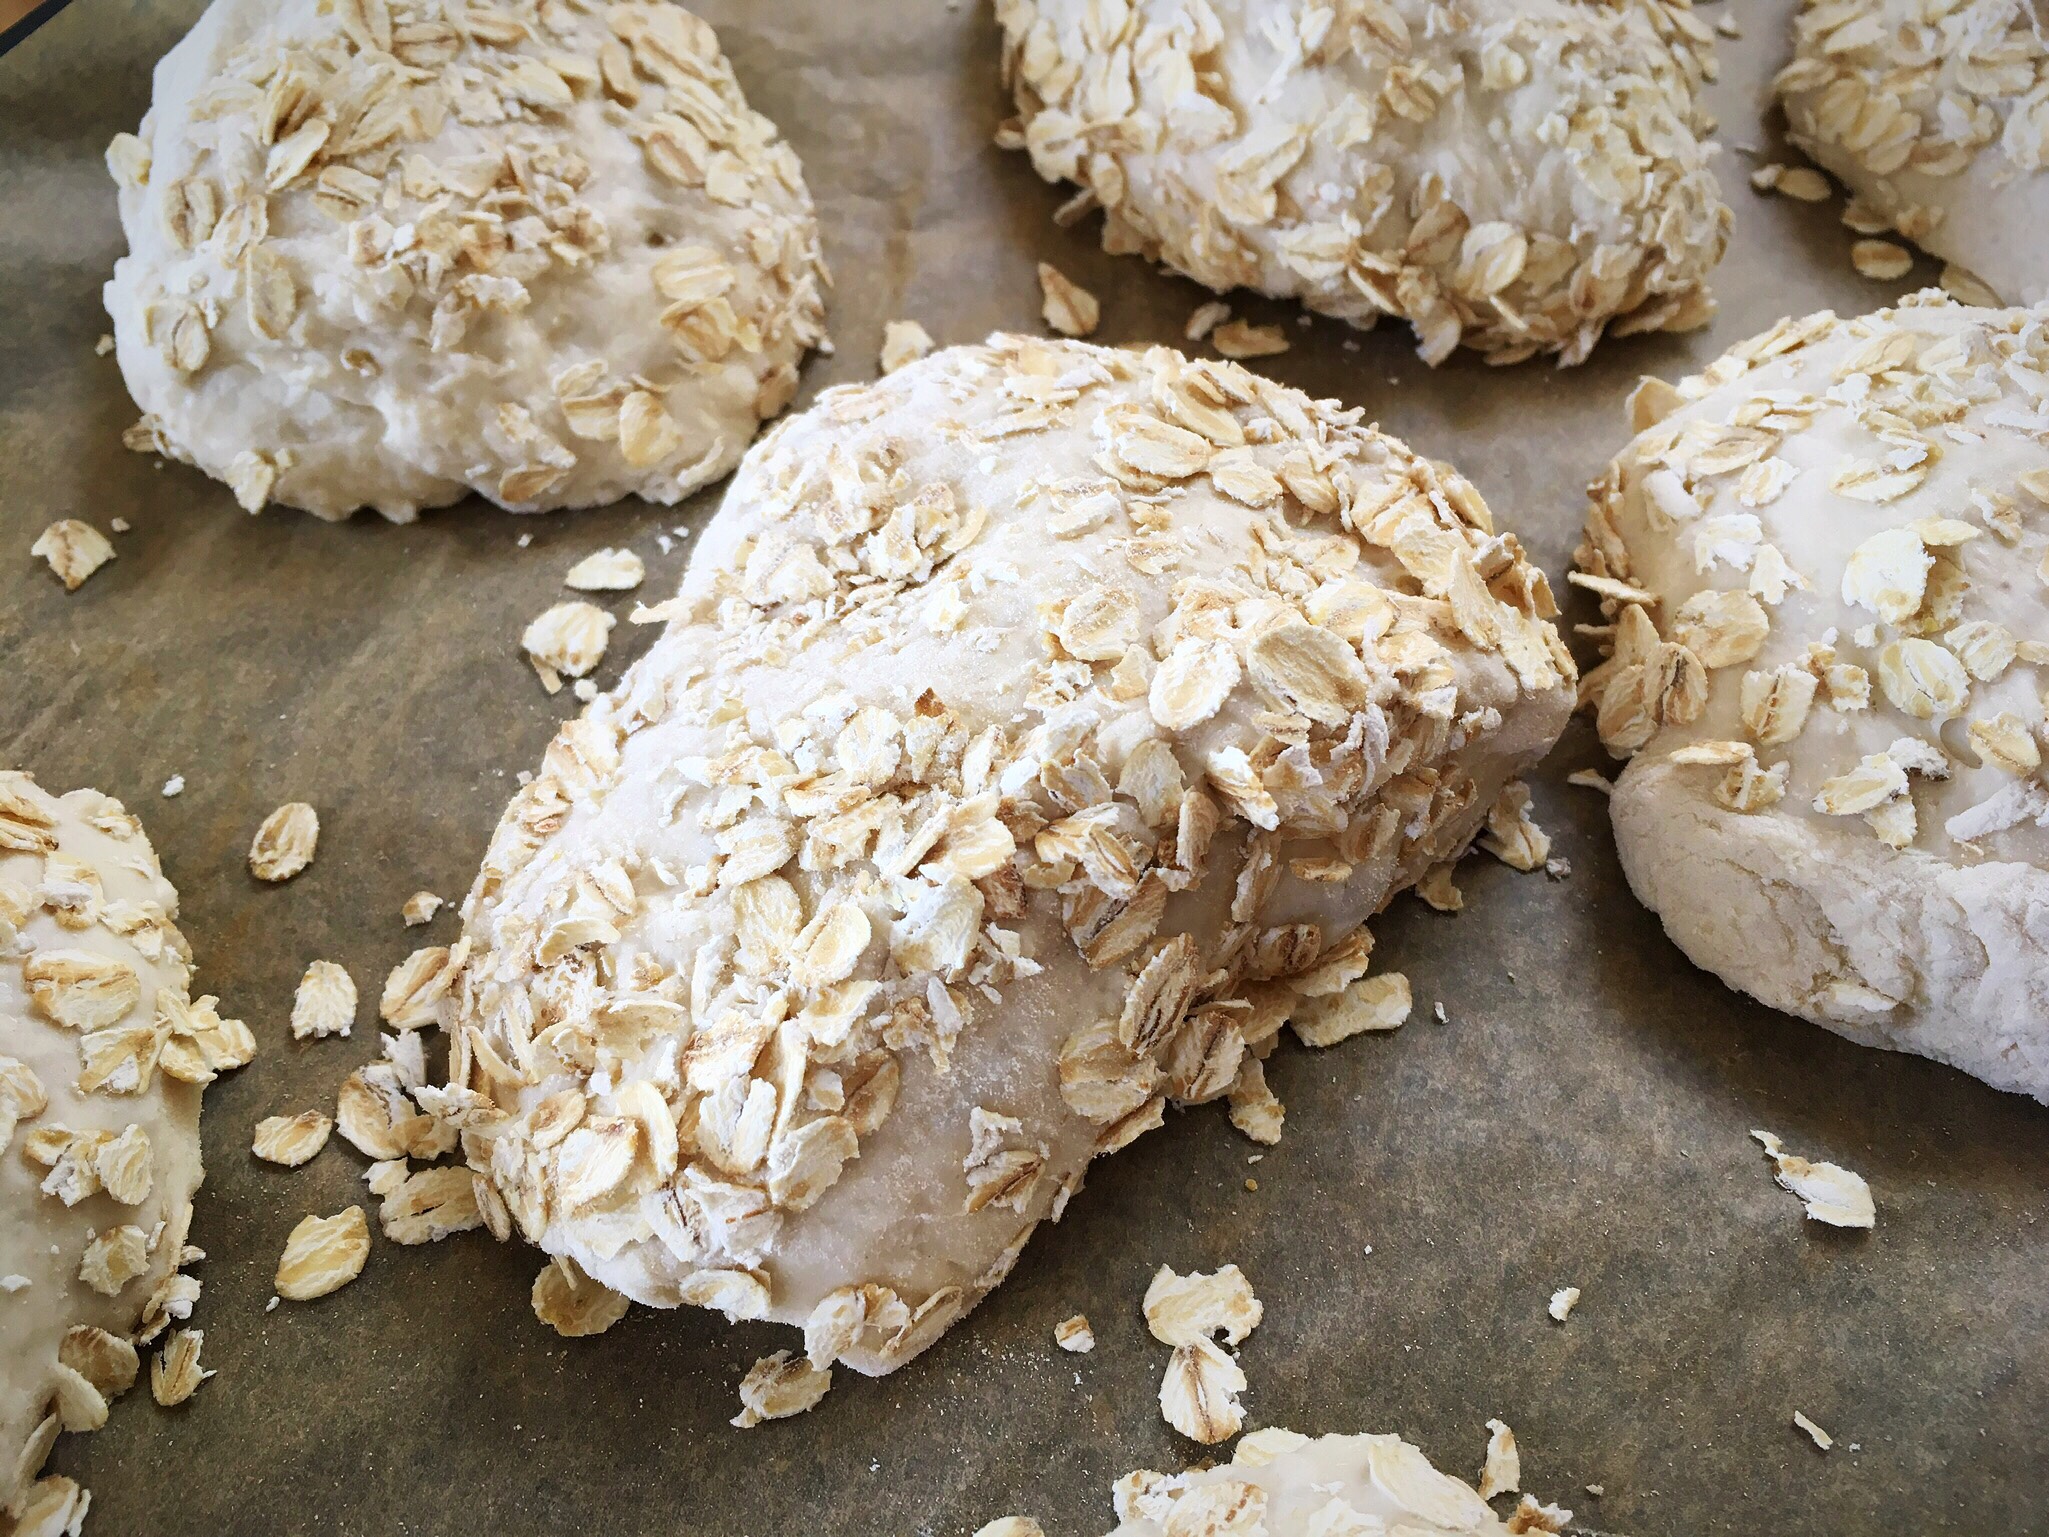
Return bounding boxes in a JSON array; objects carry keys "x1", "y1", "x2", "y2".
[
  {"x1": 252, "y1": 1111, "x2": 333, "y2": 1167},
  {"x1": 1939, "y1": 263, "x2": 2001, "y2": 307},
  {"x1": 1144, "y1": 1264, "x2": 1262, "y2": 1347},
  {"x1": 1038, "y1": 262, "x2": 1099, "y2": 338},
  {"x1": 1477, "y1": 1418, "x2": 1522, "y2": 1500},
  {"x1": 1508, "y1": 1495, "x2": 1575, "y2": 1534},
  {"x1": 1054, "y1": 1314, "x2": 1095, "y2": 1353},
  {"x1": 1159, "y1": 1336, "x2": 1246, "y2": 1444},
  {"x1": 879, "y1": 319, "x2": 936, "y2": 375},
  {"x1": 31, "y1": 520, "x2": 116, "y2": 590},
  {"x1": 275, "y1": 1207, "x2": 370, "y2": 1301},
  {"x1": 1793, "y1": 1411, "x2": 1833, "y2": 1451},
  {"x1": 150, "y1": 1328, "x2": 211, "y2": 1406},
  {"x1": 1548, "y1": 1286, "x2": 1580, "y2": 1323},
  {"x1": 401, "y1": 890, "x2": 443, "y2": 926},
  {"x1": 249, "y1": 802, "x2": 318, "y2": 881},
  {"x1": 1850, "y1": 239, "x2": 1913, "y2": 282},
  {"x1": 95, "y1": 333, "x2": 114, "y2": 355},
  {"x1": 1415, "y1": 863, "x2": 1463, "y2": 912},
  {"x1": 1290, "y1": 973, "x2": 1410, "y2": 1047},
  {"x1": 563, "y1": 548, "x2": 644, "y2": 592},
  {"x1": 1211, "y1": 319, "x2": 1289, "y2": 359},
  {"x1": 523, "y1": 600, "x2": 614, "y2": 680},
  {"x1": 109, "y1": 517, "x2": 130, "y2": 533},
  {"x1": 1773, "y1": 166, "x2": 1832, "y2": 202},
  {"x1": 290, "y1": 960, "x2": 356, "y2": 1040},
  {"x1": 732, "y1": 1349, "x2": 832, "y2": 1428},
  {"x1": 161, "y1": 775, "x2": 185, "y2": 798},
  {"x1": 973, "y1": 1521, "x2": 1046, "y2": 1537},
  {"x1": 1751, "y1": 1130, "x2": 1875, "y2": 1228},
  {"x1": 1185, "y1": 301, "x2": 1231, "y2": 342},
  {"x1": 531, "y1": 1256, "x2": 630, "y2": 1337}
]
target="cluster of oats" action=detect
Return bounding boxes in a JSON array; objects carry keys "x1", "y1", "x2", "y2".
[
  {"x1": 996, "y1": 0, "x2": 1730, "y2": 365},
  {"x1": 1577, "y1": 291, "x2": 2049, "y2": 1097},
  {"x1": 104, "y1": 0, "x2": 828, "y2": 520},
  {"x1": 1776, "y1": 0, "x2": 2049, "y2": 307},
  {"x1": 1145, "y1": 1263, "x2": 1261, "y2": 1444},
  {"x1": 1106, "y1": 1427, "x2": 1540, "y2": 1536},
  {"x1": 0, "y1": 772, "x2": 254, "y2": 1524},
  {"x1": 417, "y1": 333, "x2": 1571, "y2": 1379}
]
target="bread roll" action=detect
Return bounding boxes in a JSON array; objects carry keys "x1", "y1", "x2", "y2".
[
  {"x1": 1, "y1": 773, "x2": 252, "y2": 1522},
  {"x1": 1578, "y1": 292, "x2": 2049, "y2": 1099},
  {"x1": 997, "y1": 0, "x2": 1729, "y2": 364},
  {"x1": 435, "y1": 335, "x2": 1575, "y2": 1373},
  {"x1": 105, "y1": 0, "x2": 827, "y2": 520}
]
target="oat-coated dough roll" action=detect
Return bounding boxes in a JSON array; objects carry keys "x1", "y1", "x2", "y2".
[
  {"x1": 1776, "y1": 0, "x2": 2049, "y2": 306},
  {"x1": 431, "y1": 335, "x2": 1575, "y2": 1373},
  {"x1": 1, "y1": 774, "x2": 253, "y2": 1527},
  {"x1": 1578, "y1": 292, "x2": 2049, "y2": 1100},
  {"x1": 105, "y1": 0, "x2": 828, "y2": 521},
  {"x1": 997, "y1": 0, "x2": 1731, "y2": 365},
  {"x1": 1102, "y1": 1427, "x2": 1522, "y2": 1537}
]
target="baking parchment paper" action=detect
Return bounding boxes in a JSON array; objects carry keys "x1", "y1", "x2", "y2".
[{"x1": 1, "y1": 2, "x2": 2044, "y2": 1533}]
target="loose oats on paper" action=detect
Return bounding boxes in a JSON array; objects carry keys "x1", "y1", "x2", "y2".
[{"x1": 249, "y1": 802, "x2": 318, "y2": 882}]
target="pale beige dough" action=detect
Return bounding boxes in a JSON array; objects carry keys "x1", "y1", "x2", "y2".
[
  {"x1": 430, "y1": 334, "x2": 1575, "y2": 1375},
  {"x1": 104, "y1": 0, "x2": 828, "y2": 521},
  {"x1": 997, "y1": 0, "x2": 1730, "y2": 365},
  {"x1": 1578, "y1": 292, "x2": 2049, "y2": 1100}
]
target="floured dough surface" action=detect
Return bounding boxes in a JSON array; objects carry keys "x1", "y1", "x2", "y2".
[
  {"x1": 1577, "y1": 293, "x2": 2049, "y2": 1099},
  {"x1": 104, "y1": 0, "x2": 828, "y2": 522},
  {"x1": 1777, "y1": 0, "x2": 2049, "y2": 306},
  {"x1": 1, "y1": 773, "x2": 252, "y2": 1518},
  {"x1": 432, "y1": 334, "x2": 1574, "y2": 1375},
  {"x1": 996, "y1": 0, "x2": 1729, "y2": 365},
  {"x1": 1105, "y1": 1427, "x2": 1515, "y2": 1536}
]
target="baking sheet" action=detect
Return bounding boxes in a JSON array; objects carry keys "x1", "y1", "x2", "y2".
[{"x1": 3, "y1": 2, "x2": 2046, "y2": 1533}]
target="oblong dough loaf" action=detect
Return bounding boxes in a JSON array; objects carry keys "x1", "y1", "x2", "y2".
[
  {"x1": 1577, "y1": 292, "x2": 2049, "y2": 1100},
  {"x1": 997, "y1": 0, "x2": 1730, "y2": 364},
  {"x1": 1, "y1": 773, "x2": 252, "y2": 1519},
  {"x1": 104, "y1": 0, "x2": 828, "y2": 521},
  {"x1": 435, "y1": 335, "x2": 1574, "y2": 1374},
  {"x1": 1776, "y1": 0, "x2": 2049, "y2": 306},
  {"x1": 1106, "y1": 1427, "x2": 1517, "y2": 1537}
]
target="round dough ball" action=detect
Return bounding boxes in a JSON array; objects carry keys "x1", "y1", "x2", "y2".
[
  {"x1": 104, "y1": 0, "x2": 828, "y2": 522},
  {"x1": 1777, "y1": 0, "x2": 2049, "y2": 306},
  {"x1": 440, "y1": 335, "x2": 1573, "y2": 1374},
  {"x1": 997, "y1": 0, "x2": 1729, "y2": 365},
  {"x1": 1, "y1": 772, "x2": 252, "y2": 1514},
  {"x1": 1107, "y1": 1427, "x2": 1516, "y2": 1536},
  {"x1": 1577, "y1": 292, "x2": 2049, "y2": 1099}
]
